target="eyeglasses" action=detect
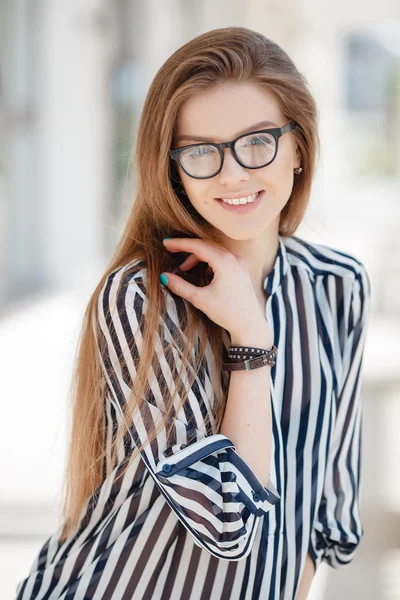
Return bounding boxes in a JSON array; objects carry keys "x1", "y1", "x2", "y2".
[{"x1": 169, "y1": 120, "x2": 298, "y2": 180}]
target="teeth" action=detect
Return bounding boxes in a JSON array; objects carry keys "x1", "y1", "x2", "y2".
[{"x1": 221, "y1": 192, "x2": 259, "y2": 205}]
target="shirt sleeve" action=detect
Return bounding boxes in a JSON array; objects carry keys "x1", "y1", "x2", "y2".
[
  {"x1": 96, "y1": 267, "x2": 280, "y2": 561},
  {"x1": 308, "y1": 262, "x2": 371, "y2": 570}
]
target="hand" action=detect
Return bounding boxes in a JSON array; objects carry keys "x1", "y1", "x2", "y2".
[{"x1": 161, "y1": 237, "x2": 272, "y2": 338}]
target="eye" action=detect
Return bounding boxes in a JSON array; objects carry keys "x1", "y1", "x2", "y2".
[
  {"x1": 186, "y1": 145, "x2": 217, "y2": 158},
  {"x1": 244, "y1": 134, "x2": 273, "y2": 146}
]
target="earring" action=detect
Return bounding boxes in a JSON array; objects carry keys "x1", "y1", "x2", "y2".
[{"x1": 294, "y1": 167, "x2": 303, "y2": 175}]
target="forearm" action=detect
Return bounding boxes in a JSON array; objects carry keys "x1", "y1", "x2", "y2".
[
  {"x1": 295, "y1": 552, "x2": 316, "y2": 600},
  {"x1": 220, "y1": 324, "x2": 274, "y2": 487}
]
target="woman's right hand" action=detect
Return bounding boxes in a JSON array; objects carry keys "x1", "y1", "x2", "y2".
[{"x1": 161, "y1": 237, "x2": 272, "y2": 340}]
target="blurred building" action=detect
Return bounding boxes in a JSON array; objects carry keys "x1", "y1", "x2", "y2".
[
  {"x1": 1, "y1": 1, "x2": 400, "y2": 307},
  {"x1": 1, "y1": 1, "x2": 399, "y2": 598}
]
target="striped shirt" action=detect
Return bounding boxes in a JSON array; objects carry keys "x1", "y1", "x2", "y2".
[{"x1": 15, "y1": 233, "x2": 371, "y2": 600}]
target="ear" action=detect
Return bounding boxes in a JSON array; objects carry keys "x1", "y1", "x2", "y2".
[{"x1": 294, "y1": 147, "x2": 302, "y2": 170}]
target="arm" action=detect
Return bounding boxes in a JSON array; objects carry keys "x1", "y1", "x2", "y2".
[
  {"x1": 221, "y1": 326, "x2": 275, "y2": 489},
  {"x1": 308, "y1": 263, "x2": 371, "y2": 570},
  {"x1": 295, "y1": 552, "x2": 316, "y2": 600},
  {"x1": 97, "y1": 271, "x2": 280, "y2": 561},
  {"x1": 13, "y1": 269, "x2": 280, "y2": 599}
]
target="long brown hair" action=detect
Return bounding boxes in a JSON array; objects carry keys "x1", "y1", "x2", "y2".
[{"x1": 59, "y1": 26, "x2": 320, "y2": 542}]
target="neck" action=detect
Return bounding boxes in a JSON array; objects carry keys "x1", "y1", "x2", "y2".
[{"x1": 221, "y1": 217, "x2": 280, "y2": 297}]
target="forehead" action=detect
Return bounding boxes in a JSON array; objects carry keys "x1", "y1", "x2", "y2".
[{"x1": 175, "y1": 82, "x2": 283, "y2": 143}]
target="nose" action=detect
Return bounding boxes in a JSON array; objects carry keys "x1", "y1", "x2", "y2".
[{"x1": 218, "y1": 147, "x2": 249, "y2": 183}]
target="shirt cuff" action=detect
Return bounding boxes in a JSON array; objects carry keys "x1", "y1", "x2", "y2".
[{"x1": 155, "y1": 433, "x2": 281, "y2": 516}]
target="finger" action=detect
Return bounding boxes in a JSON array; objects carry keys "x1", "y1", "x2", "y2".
[
  {"x1": 163, "y1": 238, "x2": 226, "y2": 271},
  {"x1": 178, "y1": 253, "x2": 200, "y2": 271},
  {"x1": 160, "y1": 272, "x2": 204, "y2": 307}
]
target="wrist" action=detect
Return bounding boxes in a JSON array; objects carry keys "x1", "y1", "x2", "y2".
[{"x1": 229, "y1": 323, "x2": 273, "y2": 349}]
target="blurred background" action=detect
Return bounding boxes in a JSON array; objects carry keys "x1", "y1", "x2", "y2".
[{"x1": 1, "y1": 1, "x2": 399, "y2": 598}]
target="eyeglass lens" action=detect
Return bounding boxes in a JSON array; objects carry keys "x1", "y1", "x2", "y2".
[{"x1": 179, "y1": 132, "x2": 276, "y2": 178}]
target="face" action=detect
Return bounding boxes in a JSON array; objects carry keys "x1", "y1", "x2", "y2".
[{"x1": 174, "y1": 81, "x2": 301, "y2": 241}]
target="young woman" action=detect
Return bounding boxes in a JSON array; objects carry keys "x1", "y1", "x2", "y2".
[{"x1": 16, "y1": 26, "x2": 371, "y2": 600}]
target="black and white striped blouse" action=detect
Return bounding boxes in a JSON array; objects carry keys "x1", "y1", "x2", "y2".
[{"x1": 15, "y1": 233, "x2": 371, "y2": 600}]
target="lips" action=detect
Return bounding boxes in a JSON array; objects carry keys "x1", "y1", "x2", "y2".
[
  {"x1": 215, "y1": 190, "x2": 262, "y2": 201},
  {"x1": 215, "y1": 190, "x2": 264, "y2": 213}
]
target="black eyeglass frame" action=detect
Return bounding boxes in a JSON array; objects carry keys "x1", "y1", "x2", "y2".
[{"x1": 169, "y1": 120, "x2": 298, "y2": 180}]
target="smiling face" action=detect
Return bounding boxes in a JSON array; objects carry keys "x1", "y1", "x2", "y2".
[{"x1": 174, "y1": 81, "x2": 301, "y2": 240}]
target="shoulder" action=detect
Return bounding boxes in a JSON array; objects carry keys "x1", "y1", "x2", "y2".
[
  {"x1": 282, "y1": 234, "x2": 370, "y2": 290},
  {"x1": 98, "y1": 259, "x2": 147, "y2": 315},
  {"x1": 99, "y1": 258, "x2": 187, "y2": 325},
  {"x1": 282, "y1": 235, "x2": 371, "y2": 332},
  {"x1": 97, "y1": 258, "x2": 202, "y2": 370}
]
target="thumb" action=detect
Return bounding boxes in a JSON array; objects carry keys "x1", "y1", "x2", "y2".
[{"x1": 160, "y1": 272, "x2": 201, "y2": 306}]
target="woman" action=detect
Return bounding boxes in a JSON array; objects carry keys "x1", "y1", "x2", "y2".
[{"x1": 16, "y1": 26, "x2": 371, "y2": 600}]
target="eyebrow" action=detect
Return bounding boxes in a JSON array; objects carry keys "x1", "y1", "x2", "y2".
[{"x1": 176, "y1": 120, "x2": 279, "y2": 143}]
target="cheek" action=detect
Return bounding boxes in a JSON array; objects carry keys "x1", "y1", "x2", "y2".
[
  {"x1": 260, "y1": 150, "x2": 295, "y2": 189},
  {"x1": 272, "y1": 146, "x2": 293, "y2": 174},
  {"x1": 256, "y1": 162, "x2": 294, "y2": 209},
  {"x1": 181, "y1": 177, "x2": 212, "y2": 206},
  {"x1": 179, "y1": 170, "x2": 196, "y2": 194},
  {"x1": 181, "y1": 188, "x2": 209, "y2": 216}
]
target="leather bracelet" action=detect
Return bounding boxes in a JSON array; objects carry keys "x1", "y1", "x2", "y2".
[
  {"x1": 227, "y1": 345, "x2": 271, "y2": 361},
  {"x1": 222, "y1": 345, "x2": 277, "y2": 371}
]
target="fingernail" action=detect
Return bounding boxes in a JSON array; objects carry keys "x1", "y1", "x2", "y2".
[
  {"x1": 160, "y1": 273, "x2": 168, "y2": 286},
  {"x1": 163, "y1": 237, "x2": 172, "y2": 241}
]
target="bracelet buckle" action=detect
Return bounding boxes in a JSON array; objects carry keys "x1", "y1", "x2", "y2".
[
  {"x1": 244, "y1": 355, "x2": 268, "y2": 370},
  {"x1": 244, "y1": 358, "x2": 253, "y2": 371}
]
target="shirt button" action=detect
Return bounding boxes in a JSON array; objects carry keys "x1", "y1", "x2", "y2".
[
  {"x1": 162, "y1": 464, "x2": 172, "y2": 473},
  {"x1": 253, "y1": 493, "x2": 261, "y2": 502}
]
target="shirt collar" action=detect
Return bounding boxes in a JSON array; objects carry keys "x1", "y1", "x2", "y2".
[{"x1": 263, "y1": 234, "x2": 290, "y2": 297}]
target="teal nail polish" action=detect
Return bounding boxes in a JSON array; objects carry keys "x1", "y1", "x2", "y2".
[
  {"x1": 164, "y1": 237, "x2": 172, "y2": 240},
  {"x1": 160, "y1": 273, "x2": 168, "y2": 286}
]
